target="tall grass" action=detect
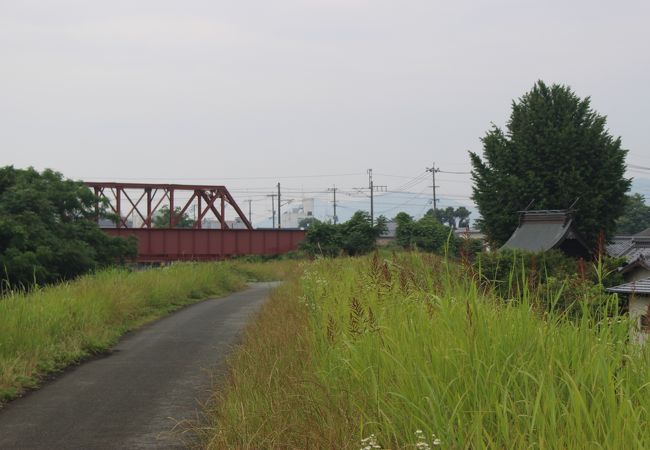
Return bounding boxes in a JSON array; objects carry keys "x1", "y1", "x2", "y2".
[
  {"x1": 0, "y1": 260, "x2": 293, "y2": 403},
  {"x1": 201, "y1": 252, "x2": 650, "y2": 449}
]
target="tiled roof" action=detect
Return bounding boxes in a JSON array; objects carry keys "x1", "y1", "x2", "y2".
[
  {"x1": 607, "y1": 233, "x2": 650, "y2": 261},
  {"x1": 620, "y1": 254, "x2": 650, "y2": 274},
  {"x1": 607, "y1": 277, "x2": 650, "y2": 295},
  {"x1": 607, "y1": 236, "x2": 635, "y2": 257}
]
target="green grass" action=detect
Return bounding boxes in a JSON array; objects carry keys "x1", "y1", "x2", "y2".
[
  {"x1": 0, "y1": 260, "x2": 293, "y2": 403},
  {"x1": 199, "y1": 252, "x2": 650, "y2": 449}
]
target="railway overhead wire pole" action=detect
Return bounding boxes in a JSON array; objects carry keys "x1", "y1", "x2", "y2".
[
  {"x1": 367, "y1": 169, "x2": 387, "y2": 226},
  {"x1": 328, "y1": 185, "x2": 338, "y2": 224}
]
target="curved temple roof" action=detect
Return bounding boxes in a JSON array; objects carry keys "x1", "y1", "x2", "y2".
[{"x1": 501, "y1": 209, "x2": 589, "y2": 255}]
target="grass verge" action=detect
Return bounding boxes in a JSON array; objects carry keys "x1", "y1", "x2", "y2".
[
  {"x1": 0, "y1": 259, "x2": 294, "y2": 403},
  {"x1": 198, "y1": 252, "x2": 650, "y2": 449}
]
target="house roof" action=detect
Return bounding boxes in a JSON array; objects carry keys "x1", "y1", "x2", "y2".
[
  {"x1": 620, "y1": 254, "x2": 650, "y2": 275},
  {"x1": 607, "y1": 236, "x2": 635, "y2": 257},
  {"x1": 636, "y1": 227, "x2": 650, "y2": 237},
  {"x1": 608, "y1": 235, "x2": 650, "y2": 263},
  {"x1": 624, "y1": 239, "x2": 650, "y2": 260},
  {"x1": 608, "y1": 228, "x2": 650, "y2": 258},
  {"x1": 607, "y1": 276, "x2": 650, "y2": 295},
  {"x1": 501, "y1": 209, "x2": 589, "y2": 253}
]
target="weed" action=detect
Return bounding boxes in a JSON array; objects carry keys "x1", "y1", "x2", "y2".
[
  {"x1": 198, "y1": 252, "x2": 648, "y2": 449},
  {"x1": 0, "y1": 260, "x2": 292, "y2": 403}
]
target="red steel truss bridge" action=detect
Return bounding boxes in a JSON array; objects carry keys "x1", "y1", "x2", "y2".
[{"x1": 86, "y1": 182, "x2": 305, "y2": 262}]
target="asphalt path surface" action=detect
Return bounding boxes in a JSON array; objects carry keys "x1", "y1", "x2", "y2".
[{"x1": 0, "y1": 282, "x2": 278, "y2": 450}]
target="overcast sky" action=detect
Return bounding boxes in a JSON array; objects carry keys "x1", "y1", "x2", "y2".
[{"x1": 2, "y1": 0, "x2": 649, "y2": 222}]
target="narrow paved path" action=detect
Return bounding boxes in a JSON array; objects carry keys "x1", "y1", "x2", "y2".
[{"x1": 0, "y1": 282, "x2": 278, "y2": 450}]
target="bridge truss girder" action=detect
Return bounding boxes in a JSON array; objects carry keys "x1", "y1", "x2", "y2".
[{"x1": 85, "y1": 182, "x2": 253, "y2": 230}]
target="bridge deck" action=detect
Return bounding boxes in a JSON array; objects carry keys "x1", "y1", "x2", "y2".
[{"x1": 104, "y1": 228, "x2": 305, "y2": 262}]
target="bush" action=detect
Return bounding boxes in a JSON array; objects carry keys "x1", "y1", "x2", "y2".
[{"x1": 474, "y1": 248, "x2": 626, "y2": 313}]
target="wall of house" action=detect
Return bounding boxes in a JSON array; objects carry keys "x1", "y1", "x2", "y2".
[{"x1": 629, "y1": 295, "x2": 650, "y2": 344}]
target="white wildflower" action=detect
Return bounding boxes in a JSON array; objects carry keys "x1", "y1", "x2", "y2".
[
  {"x1": 415, "y1": 429, "x2": 441, "y2": 448},
  {"x1": 415, "y1": 430, "x2": 430, "y2": 450},
  {"x1": 359, "y1": 433, "x2": 382, "y2": 450}
]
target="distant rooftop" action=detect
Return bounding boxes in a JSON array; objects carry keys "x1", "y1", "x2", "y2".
[{"x1": 607, "y1": 228, "x2": 650, "y2": 260}]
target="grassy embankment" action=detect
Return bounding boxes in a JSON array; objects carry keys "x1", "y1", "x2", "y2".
[
  {"x1": 0, "y1": 260, "x2": 294, "y2": 403},
  {"x1": 199, "y1": 252, "x2": 650, "y2": 449}
]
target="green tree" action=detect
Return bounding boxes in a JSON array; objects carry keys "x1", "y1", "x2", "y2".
[
  {"x1": 299, "y1": 220, "x2": 341, "y2": 257},
  {"x1": 411, "y1": 215, "x2": 455, "y2": 253},
  {"x1": 470, "y1": 81, "x2": 630, "y2": 247},
  {"x1": 456, "y1": 207, "x2": 471, "y2": 228},
  {"x1": 394, "y1": 212, "x2": 415, "y2": 247},
  {"x1": 0, "y1": 166, "x2": 137, "y2": 288},
  {"x1": 299, "y1": 211, "x2": 386, "y2": 257},
  {"x1": 298, "y1": 217, "x2": 319, "y2": 229},
  {"x1": 152, "y1": 206, "x2": 195, "y2": 228},
  {"x1": 340, "y1": 212, "x2": 386, "y2": 256},
  {"x1": 425, "y1": 206, "x2": 472, "y2": 229},
  {"x1": 395, "y1": 212, "x2": 455, "y2": 254},
  {"x1": 615, "y1": 193, "x2": 650, "y2": 235}
]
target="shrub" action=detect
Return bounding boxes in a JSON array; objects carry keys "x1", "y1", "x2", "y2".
[{"x1": 474, "y1": 248, "x2": 626, "y2": 313}]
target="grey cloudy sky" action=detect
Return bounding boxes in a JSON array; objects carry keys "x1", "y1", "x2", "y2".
[{"x1": 2, "y1": 0, "x2": 649, "y2": 222}]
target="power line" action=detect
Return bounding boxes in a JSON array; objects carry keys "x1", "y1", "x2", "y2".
[
  {"x1": 377, "y1": 186, "x2": 431, "y2": 215},
  {"x1": 82, "y1": 172, "x2": 366, "y2": 182},
  {"x1": 438, "y1": 170, "x2": 471, "y2": 175},
  {"x1": 392, "y1": 172, "x2": 429, "y2": 192}
]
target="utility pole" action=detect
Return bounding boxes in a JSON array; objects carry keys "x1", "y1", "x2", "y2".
[
  {"x1": 426, "y1": 163, "x2": 440, "y2": 214},
  {"x1": 328, "y1": 185, "x2": 338, "y2": 224},
  {"x1": 267, "y1": 194, "x2": 276, "y2": 228},
  {"x1": 366, "y1": 169, "x2": 387, "y2": 226},
  {"x1": 277, "y1": 182, "x2": 281, "y2": 229},
  {"x1": 247, "y1": 199, "x2": 252, "y2": 224},
  {"x1": 368, "y1": 169, "x2": 374, "y2": 225}
]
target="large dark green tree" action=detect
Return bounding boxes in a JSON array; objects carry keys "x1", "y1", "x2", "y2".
[
  {"x1": 470, "y1": 81, "x2": 630, "y2": 247},
  {"x1": 0, "y1": 166, "x2": 137, "y2": 288}
]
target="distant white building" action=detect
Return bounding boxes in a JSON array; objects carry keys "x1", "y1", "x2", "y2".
[{"x1": 281, "y1": 198, "x2": 315, "y2": 229}]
